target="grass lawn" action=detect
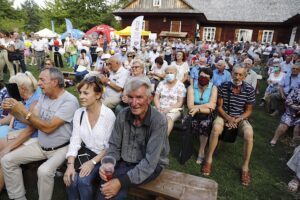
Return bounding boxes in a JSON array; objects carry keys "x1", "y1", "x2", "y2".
[{"x1": 0, "y1": 64, "x2": 298, "y2": 199}]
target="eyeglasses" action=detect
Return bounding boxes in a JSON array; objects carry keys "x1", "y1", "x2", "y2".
[
  {"x1": 45, "y1": 63, "x2": 51, "y2": 65},
  {"x1": 85, "y1": 76, "x2": 103, "y2": 90},
  {"x1": 132, "y1": 65, "x2": 141, "y2": 69},
  {"x1": 128, "y1": 56, "x2": 134, "y2": 58}
]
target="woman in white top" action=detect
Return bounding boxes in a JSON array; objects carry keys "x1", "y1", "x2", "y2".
[
  {"x1": 154, "y1": 66, "x2": 186, "y2": 135},
  {"x1": 64, "y1": 76, "x2": 116, "y2": 200},
  {"x1": 170, "y1": 50, "x2": 189, "y2": 84},
  {"x1": 259, "y1": 65, "x2": 285, "y2": 107}
]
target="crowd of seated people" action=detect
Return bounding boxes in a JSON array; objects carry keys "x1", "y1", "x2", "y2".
[{"x1": 1, "y1": 32, "x2": 300, "y2": 199}]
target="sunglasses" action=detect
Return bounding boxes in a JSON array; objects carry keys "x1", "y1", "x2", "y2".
[{"x1": 85, "y1": 76, "x2": 103, "y2": 90}]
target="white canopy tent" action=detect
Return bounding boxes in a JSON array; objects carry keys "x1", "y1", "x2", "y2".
[{"x1": 35, "y1": 28, "x2": 57, "y2": 38}]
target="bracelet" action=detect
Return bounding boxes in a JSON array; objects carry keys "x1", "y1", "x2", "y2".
[{"x1": 67, "y1": 162, "x2": 74, "y2": 165}]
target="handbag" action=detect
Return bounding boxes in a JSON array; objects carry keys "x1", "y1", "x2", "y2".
[
  {"x1": 74, "y1": 143, "x2": 97, "y2": 171},
  {"x1": 63, "y1": 111, "x2": 97, "y2": 172}
]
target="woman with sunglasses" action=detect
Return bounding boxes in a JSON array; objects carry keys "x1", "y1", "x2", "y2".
[
  {"x1": 115, "y1": 59, "x2": 149, "y2": 115},
  {"x1": 187, "y1": 68, "x2": 217, "y2": 164},
  {"x1": 64, "y1": 76, "x2": 116, "y2": 200}
]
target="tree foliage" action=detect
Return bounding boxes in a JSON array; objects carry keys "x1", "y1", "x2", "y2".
[
  {"x1": 21, "y1": 0, "x2": 41, "y2": 32},
  {"x1": 0, "y1": 0, "x2": 126, "y2": 33}
]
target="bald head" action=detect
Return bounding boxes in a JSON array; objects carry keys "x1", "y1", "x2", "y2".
[{"x1": 107, "y1": 56, "x2": 121, "y2": 72}]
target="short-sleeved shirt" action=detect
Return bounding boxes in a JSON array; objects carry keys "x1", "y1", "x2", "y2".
[
  {"x1": 104, "y1": 66, "x2": 130, "y2": 98},
  {"x1": 218, "y1": 81, "x2": 255, "y2": 116},
  {"x1": 171, "y1": 61, "x2": 189, "y2": 82},
  {"x1": 190, "y1": 66, "x2": 201, "y2": 86},
  {"x1": 212, "y1": 69, "x2": 232, "y2": 87},
  {"x1": 36, "y1": 91, "x2": 79, "y2": 148},
  {"x1": 279, "y1": 73, "x2": 300, "y2": 95},
  {"x1": 155, "y1": 80, "x2": 186, "y2": 109},
  {"x1": 13, "y1": 89, "x2": 41, "y2": 137},
  {"x1": 280, "y1": 61, "x2": 292, "y2": 74},
  {"x1": 14, "y1": 40, "x2": 25, "y2": 50}
]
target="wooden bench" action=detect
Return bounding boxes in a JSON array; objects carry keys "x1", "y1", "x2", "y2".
[
  {"x1": 129, "y1": 169, "x2": 218, "y2": 200},
  {"x1": 62, "y1": 71, "x2": 76, "y2": 79}
]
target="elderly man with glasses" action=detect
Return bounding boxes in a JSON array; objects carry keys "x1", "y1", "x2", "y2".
[{"x1": 100, "y1": 56, "x2": 130, "y2": 110}]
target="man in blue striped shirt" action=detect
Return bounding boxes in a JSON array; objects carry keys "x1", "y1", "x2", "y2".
[{"x1": 202, "y1": 64, "x2": 255, "y2": 187}]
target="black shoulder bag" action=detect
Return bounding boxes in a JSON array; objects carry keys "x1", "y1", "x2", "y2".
[{"x1": 73, "y1": 111, "x2": 97, "y2": 171}]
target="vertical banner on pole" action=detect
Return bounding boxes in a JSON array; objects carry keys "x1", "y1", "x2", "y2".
[
  {"x1": 130, "y1": 16, "x2": 144, "y2": 50},
  {"x1": 51, "y1": 20, "x2": 55, "y2": 33},
  {"x1": 65, "y1": 18, "x2": 73, "y2": 33}
]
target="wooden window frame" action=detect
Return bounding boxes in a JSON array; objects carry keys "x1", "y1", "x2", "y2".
[
  {"x1": 153, "y1": 0, "x2": 161, "y2": 7},
  {"x1": 237, "y1": 29, "x2": 253, "y2": 42},
  {"x1": 170, "y1": 21, "x2": 182, "y2": 32},
  {"x1": 203, "y1": 27, "x2": 216, "y2": 41},
  {"x1": 262, "y1": 30, "x2": 274, "y2": 43}
]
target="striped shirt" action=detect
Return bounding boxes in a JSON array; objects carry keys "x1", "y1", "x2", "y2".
[{"x1": 218, "y1": 81, "x2": 255, "y2": 116}]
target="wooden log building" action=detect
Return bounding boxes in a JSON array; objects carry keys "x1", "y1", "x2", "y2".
[{"x1": 113, "y1": 0, "x2": 300, "y2": 44}]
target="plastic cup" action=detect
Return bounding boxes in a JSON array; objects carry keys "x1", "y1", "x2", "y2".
[{"x1": 101, "y1": 156, "x2": 116, "y2": 181}]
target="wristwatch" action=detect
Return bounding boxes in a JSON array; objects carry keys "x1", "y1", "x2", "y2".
[
  {"x1": 107, "y1": 81, "x2": 111, "y2": 86},
  {"x1": 91, "y1": 159, "x2": 97, "y2": 165}
]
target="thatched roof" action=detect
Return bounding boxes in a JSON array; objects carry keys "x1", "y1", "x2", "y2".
[
  {"x1": 187, "y1": 0, "x2": 300, "y2": 23},
  {"x1": 116, "y1": 0, "x2": 300, "y2": 23}
]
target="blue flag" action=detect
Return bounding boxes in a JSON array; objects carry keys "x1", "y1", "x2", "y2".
[{"x1": 65, "y1": 18, "x2": 73, "y2": 33}]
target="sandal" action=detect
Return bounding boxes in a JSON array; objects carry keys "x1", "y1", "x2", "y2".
[
  {"x1": 288, "y1": 178, "x2": 299, "y2": 192},
  {"x1": 269, "y1": 140, "x2": 276, "y2": 147},
  {"x1": 241, "y1": 170, "x2": 251, "y2": 186},
  {"x1": 202, "y1": 162, "x2": 212, "y2": 176},
  {"x1": 196, "y1": 156, "x2": 205, "y2": 165}
]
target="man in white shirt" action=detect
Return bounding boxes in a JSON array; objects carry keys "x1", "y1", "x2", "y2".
[
  {"x1": 243, "y1": 58, "x2": 258, "y2": 89},
  {"x1": 100, "y1": 56, "x2": 130, "y2": 109},
  {"x1": 148, "y1": 46, "x2": 159, "y2": 65},
  {"x1": 32, "y1": 35, "x2": 48, "y2": 70}
]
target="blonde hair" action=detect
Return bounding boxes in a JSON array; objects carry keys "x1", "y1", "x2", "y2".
[
  {"x1": 132, "y1": 59, "x2": 145, "y2": 69},
  {"x1": 9, "y1": 71, "x2": 38, "y2": 93}
]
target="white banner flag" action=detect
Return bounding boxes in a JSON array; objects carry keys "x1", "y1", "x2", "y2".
[{"x1": 130, "y1": 16, "x2": 144, "y2": 49}]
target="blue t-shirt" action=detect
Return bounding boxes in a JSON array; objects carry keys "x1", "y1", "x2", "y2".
[{"x1": 13, "y1": 89, "x2": 41, "y2": 138}]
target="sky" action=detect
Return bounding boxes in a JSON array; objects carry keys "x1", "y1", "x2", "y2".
[{"x1": 13, "y1": 0, "x2": 46, "y2": 8}]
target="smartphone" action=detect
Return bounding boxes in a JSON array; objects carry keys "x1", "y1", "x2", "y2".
[
  {"x1": 6, "y1": 83, "x2": 22, "y2": 101},
  {"x1": 78, "y1": 153, "x2": 90, "y2": 166}
]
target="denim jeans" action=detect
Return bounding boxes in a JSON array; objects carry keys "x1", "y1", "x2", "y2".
[
  {"x1": 96, "y1": 161, "x2": 162, "y2": 200},
  {"x1": 66, "y1": 163, "x2": 100, "y2": 200}
]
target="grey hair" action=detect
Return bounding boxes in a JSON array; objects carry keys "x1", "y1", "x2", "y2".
[
  {"x1": 9, "y1": 71, "x2": 38, "y2": 92},
  {"x1": 233, "y1": 64, "x2": 247, "y2": 76},
  {"x1": 124, "y1": 76, "x2": 152, "y2": 96},
  {"x1": 165, "y1": 65, "x2": 177, "y2": 74},
  {"x1": 42, "y1": 67, "x2": 65, "y2": 88},
  {"x1": 132, "y1": 59, "x2": 145, "y2": 69}
]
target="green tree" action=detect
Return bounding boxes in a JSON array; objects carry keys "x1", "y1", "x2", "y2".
[
  {"x1": 0, "y1": 0, "x2": 25, "y2": 32},
  {"x1": 43, "y1": 0, "x2": 122, "y2": 33},
  {"x1": 20, "y1": 0, "x2": 42, "y2": 32}
]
